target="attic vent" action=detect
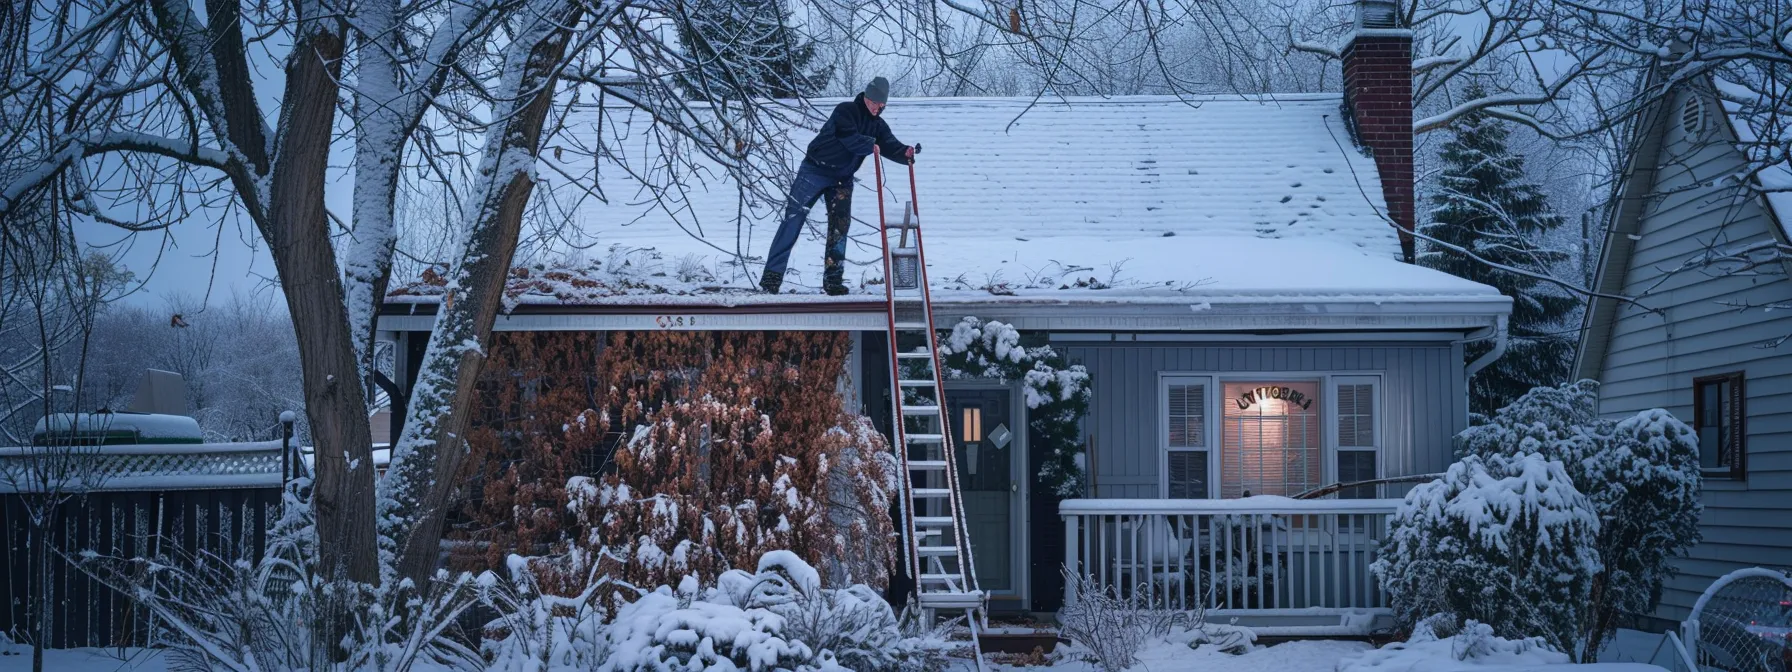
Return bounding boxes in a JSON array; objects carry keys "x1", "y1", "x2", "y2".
[
  {"x1": 1357, "y1": 0, "x2": 1400, "y2": 29},
  {"x1": 1680, "y1": 96, "x2": 1706, "y2": 138}
]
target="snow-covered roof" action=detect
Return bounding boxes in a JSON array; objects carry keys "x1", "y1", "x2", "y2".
[
  {"x1": 1717, "y1": 79, "x2": 1792, "y2": 241},
  {"x1": 388, "y1": 94, "x2": 1508, "y2": 322}
]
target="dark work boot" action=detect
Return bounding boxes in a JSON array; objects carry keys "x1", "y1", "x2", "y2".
[
  {"x1": 823, "y1": 278, "x2": 849, "y2": 296},
  {"x1": 760, "y1": 270, "x2": 784, "y2": 294}
]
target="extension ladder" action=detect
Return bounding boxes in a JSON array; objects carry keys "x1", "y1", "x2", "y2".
[{"x1": 873, "y1": 158, "x2": 987, "y2": 668}]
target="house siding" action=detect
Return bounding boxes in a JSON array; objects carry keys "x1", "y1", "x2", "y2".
[
  {"x1": 1058, "y1": 341, "x2": 1467, "y2": 499},
  {"x1": 1594, "y1": 88, "x2": 1792, "y2": 622}
]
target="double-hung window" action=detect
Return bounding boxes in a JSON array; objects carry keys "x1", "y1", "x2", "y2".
[
  {"x1": 1332, "y1": 376, "x2": 1381, "y2": 498},
  {"x1": 1162, "y1": 376, "x2": 1211, "y2": 498}
]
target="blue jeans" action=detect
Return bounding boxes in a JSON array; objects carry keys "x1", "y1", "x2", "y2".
[{"x1": 764, "y1": 161, "x2": 854, "y2": 282}]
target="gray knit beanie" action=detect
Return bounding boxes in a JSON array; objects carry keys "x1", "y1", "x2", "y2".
[{"x1": 865, "y1": 76, "x2": 890, "y2": 103}]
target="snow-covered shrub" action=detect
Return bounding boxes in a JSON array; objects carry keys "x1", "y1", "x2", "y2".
[
  {"x1": 478, "y1": 553, "x2": 614, "y2": 672},
  {"x1": 483, "y1": 551, "x2": 936, "y2": 672},
  {"x1": 1456, "y1": 381, "x2": 1702, "y2": 659},
  {"x1": 483, "y1": 331, "x2": 894, "y2": 594},
  {"x1": 1372, "y1": 452, "x2": 1601, "y2": 655},
  {"x1": 933, "y1": 317, "x2": 1092, "y2": 498},
  {"x1": 1058, "y1": 567, "x2": 1203, "y2": 671},
  {"x1": 82, "y1": 478, "x2": 484, "y2": 671},
  {"x1": 455, "y1": 331, "x2": 606, "y2": 574},
  {"x1": 1338, "y1": 618, "x2": 1571, "y2": 672}
]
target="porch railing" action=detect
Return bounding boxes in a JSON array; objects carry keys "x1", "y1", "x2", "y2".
[{"x1": 1061, "y1": 497, "x2": 1402, "y2": 613}]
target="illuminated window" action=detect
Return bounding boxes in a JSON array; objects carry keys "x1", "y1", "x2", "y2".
[{"x1": 1221, "y1": 381, "x2": 1321, "y2": 498}]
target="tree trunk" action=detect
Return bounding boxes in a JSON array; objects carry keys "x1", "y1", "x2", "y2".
[
  {"x1": 30, "y1": 513, "x2": 50, "y2": 672},
  {"x1": 382, "y1": 1, "x2": 583, "y2": 587},
  {"x1": 261, "y1": 26, "x2": 381, "y2": 588}
]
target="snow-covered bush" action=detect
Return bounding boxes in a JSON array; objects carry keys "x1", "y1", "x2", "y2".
[
  {"x1": 934, "y1": 317, "x2": 1092, "y2": 498},
  {"x1": 481, "y1": 551, "x2": 938, "y2": 672},
  {"x1": 82, "y1": 478, "x2": 484, "y2": 671},
  {"x1": 441, "y1": 330, "x2": 900, "y2": 597},
  {"x1": 1372, "y1": 452, "x2": 1601, "y2": 655},
  {"x1": 1058, "y1": 567, "x2": 1205, "y2": 671},
  {"x1": 1338, "y1": 618, "x2": 1571, "y2": 671},
  {"x1": 1456, "y1": 381, "x2": 1702, "y2": 659},
  {"x1": 479, "y1": 553, "x2": 615, "y2": 672}
]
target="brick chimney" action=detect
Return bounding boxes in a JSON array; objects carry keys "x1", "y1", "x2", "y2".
[{"x1": 1341, "y1": 0, "x2": 1415, "y2": 262}]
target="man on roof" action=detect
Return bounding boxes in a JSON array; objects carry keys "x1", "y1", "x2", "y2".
[{"x1": 759, "y1": 76, "x2": 917, "y2": 296}]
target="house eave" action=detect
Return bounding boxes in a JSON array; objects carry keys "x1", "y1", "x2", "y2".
[{"x1": 376, "y1": 297, "x2": 1509, "y2": 335}]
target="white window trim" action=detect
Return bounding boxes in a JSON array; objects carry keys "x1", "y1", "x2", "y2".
[
  {"x1": 1159, "y1": 374, "x2": 1216, "y2": 498},
  {"x1": 1158, "y1": 372, "x2": 1387, "y2": 500},
  {"x1": 1326, "y1": 375, "x2": 1384, "y2": 490}
]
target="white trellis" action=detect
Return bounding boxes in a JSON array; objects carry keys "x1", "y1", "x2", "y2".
[{"x1": 1683, "y1": 567, "x2": 1792, "y2": 672}]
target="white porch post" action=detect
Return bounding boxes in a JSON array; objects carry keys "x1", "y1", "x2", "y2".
[{"x1": 1063, "y1": 513, "x2": 1080, "y2": 607}]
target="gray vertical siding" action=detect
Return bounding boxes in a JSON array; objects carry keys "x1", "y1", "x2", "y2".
[
  {"x1": 1594, "y1": 88, "x2": 1792, "y2": 622},
  {"x1": 1058, "y1": 341, "x2": 1465, "y2": 499}
]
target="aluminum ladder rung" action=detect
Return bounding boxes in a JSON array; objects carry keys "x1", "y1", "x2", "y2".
[
  {"x1": 912, "y1": 488, "x2": 952, "y2": 498},
  {"x1": 913, "y1": 516, "x2": 957, "y2": 527},
  {"x1": 916, "y1": 545, "x2": 958, "y2": 557},
  {"x1": 900, "y1": 404, "x2": 940, "y2": 414},
  {"x1": 906, "y1": 433, "x2": 944, "y2": 443},
  {"x1": 916, "y1": 591, "x2": 983, "y2": 609},
  {"x1": 897, "y1": 379, "x2": 936, "y2": 387},
  {"x1": 896, "y1": 351, "x2": 934, "y2": 360},
  {"x1": 893, "y1": 321, "x2": 930, "y2": 330},
  {"x1": 907, "y1": 460, "x2": 948, "y2": 470}
]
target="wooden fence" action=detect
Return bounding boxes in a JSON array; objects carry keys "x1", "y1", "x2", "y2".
[{"x1": 0, "y1": 441, "x2": 287, "y2": 649}]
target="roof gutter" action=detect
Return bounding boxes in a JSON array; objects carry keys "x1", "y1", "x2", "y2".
[{"x1": 1462, "y1": 314, "x2": 1508, "y2": 380}]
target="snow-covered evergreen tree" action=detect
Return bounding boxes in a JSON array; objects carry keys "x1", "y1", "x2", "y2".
[
  {"x1": 1419, "y1": 89, "x2": 1577, "y2": 416},
  {"x1": 1373, "y1": 452, "x2": 1602, "y2": 656},
  {"x1": 1456, "y1": 381, "x2": 1702, "y2": 660},
  {"x1": 673, "y1": 0, "x2": 829, "y2": 101}
]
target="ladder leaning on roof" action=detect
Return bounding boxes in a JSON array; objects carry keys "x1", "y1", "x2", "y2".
[{"x1": 874, "y1": 157, "x2": 987, "y2": 666}]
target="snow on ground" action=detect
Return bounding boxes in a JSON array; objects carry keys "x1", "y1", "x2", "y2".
[
  {"x1": 1, "y1": 634, "x2": 1678, "y2": 672},
  {"x1": 0, "y1": 647, "x2": 166, "y2": 672}
]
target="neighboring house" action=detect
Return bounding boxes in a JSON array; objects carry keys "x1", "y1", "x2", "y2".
[
  {"x1": 379, "y1": 1, "x2": 1507, "y2": 625},
  {"x1": 1575, "y1": 76, "x2": 1792, "y2": 624}
]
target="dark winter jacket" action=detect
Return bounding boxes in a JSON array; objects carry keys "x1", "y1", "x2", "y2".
[{"x1": 803, "y1": 94, "x2": 911, "y2": 176}]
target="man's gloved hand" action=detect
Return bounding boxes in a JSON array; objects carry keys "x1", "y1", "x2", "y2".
[{"x1": 906, "y1": 143, "x2": 921, "y2": 164}]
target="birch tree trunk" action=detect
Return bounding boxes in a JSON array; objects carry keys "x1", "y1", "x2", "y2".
[{"x1": 381, "y1": 0, "x2": 587, "y2": 586}]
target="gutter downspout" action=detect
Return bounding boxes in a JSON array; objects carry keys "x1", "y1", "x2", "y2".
[{"x1": 1463, "y1": 315, "x2": 1509, "y2": 380}]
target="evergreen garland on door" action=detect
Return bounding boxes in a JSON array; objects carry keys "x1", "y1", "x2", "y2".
[
  {"x1": 1419, "y1": 87, "x2": 1578, "y2": 416},
  {"x1": 926, "y1": 317, "x2": 1092, "y2": 498}
]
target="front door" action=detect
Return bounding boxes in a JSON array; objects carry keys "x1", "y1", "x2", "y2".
[{"x1": 948, "y1": 388, "x2": 1016, "y2": 596}]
